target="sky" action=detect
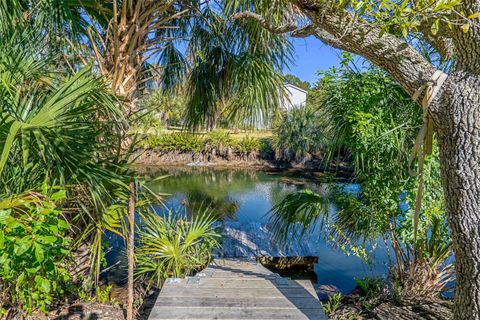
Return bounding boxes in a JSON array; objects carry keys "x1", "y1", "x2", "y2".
[{"x1": 284, "y1": 36, "x2": 343, "y2": 85}]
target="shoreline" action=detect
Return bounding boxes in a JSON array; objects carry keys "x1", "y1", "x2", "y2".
[{"x1": 131, "y1": 148, "x2": 355, "y2": 180}]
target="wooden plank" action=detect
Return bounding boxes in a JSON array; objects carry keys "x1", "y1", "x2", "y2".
[
  {"x1": 198, "y1": 273, "x2": 279, "y2": 279},
  {"x1": 149, "y1": 259, "x2": 326, "y2": 320},
  {"x1": 149, "y1": 307, "x2": 324, "y2": 320},
  {"x1": 155, "y1": 297, "x2": 322, "y2": 309},
  {"x1": 159, "y1": 287, "x2": 318, "y2": 299},
  {"x1": 165, "y1": 279, "x2": 307, "y2": 289}
]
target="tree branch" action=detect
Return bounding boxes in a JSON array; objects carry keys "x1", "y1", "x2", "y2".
[
  {"x1": 291, "y1": 25, "x2": 349, "y2": 49},
  {"x1": 232, "y1": 12, "x2": 346, "y2": 49},
  {"x1": 231, "y1": 11, "x2": 299, "y2": 34},
  {"x1": 232, "y1": 2, "x2": 442, "y2": 106},
  {"x1": 293, "y1": 0, "x2": 438, "y2": 99},
  {"x1": 416, "y1": 20, "x2": 455, "y2": 61}
]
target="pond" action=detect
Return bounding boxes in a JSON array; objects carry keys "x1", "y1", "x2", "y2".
[{"x1": 142, "y1": 166, "x2": 390, "y2": 295}]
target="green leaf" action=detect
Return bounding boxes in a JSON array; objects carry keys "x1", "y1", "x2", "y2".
[
  {"x1": 468, "y1": 12, "x2": 480, "y2": 19},
  {"x1": 0, "y1": 121, "x2": 22, "y2": 176},
  {"x1": 16, "y1": 272, "x2": 25, "y2": 290},
  {"x1": 354, "y1": 1, "x2": 365, "y2": 11},
  {"x1": 57, "y1": 219, "x2": 69, "y2": 230},
  {"x1": 0, "y1": 210, "x2": 8, "y2": 225},
  {"x1": 50, "y1": 190, "x2": 66, "y2": 201},
  {"x1": 26, "y1": 267, "x2": 40, "y2": 275},
  {"x1": 14, "y1": 237, "x2": 32, "y2": 256},
  {"x1": 431, "y1": 19, "x2": 440, "y2": 35},
  {"x1": 39, "y1": 235, "x2": 58, "y2": 244},
  {"x1": 461, "y1": 23, "x2": 470, "y2": 33},
  {"x1": 35, "y1": 276, "x2": 51, "y2": 293},
  {"x1": 35, "y1": 243, "x2": 45, "y2": 261}
]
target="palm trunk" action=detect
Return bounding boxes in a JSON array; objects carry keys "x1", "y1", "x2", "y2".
[{"x1": 434, "y1": 72, "x2": 480, "y2": 319}]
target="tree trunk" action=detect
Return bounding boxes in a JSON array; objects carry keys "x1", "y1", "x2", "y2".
[
  {"x1": 434, "y1": 72, "x2": 480, "y2": 320},
  {"x1": 127, "y1": 182, "x2": 135, "y2": 320}
]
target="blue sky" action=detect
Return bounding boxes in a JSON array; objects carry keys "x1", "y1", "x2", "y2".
[{"x1": 284, "y1": 36, "x2": 343, "y2": 85}]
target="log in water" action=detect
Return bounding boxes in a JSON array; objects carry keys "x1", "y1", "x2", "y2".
[{"x1": 257, "y1": 256, "x2": 319, "y2": 271}]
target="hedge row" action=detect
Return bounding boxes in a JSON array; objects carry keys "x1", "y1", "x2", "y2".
[{"x1": 139, "y1": 131, "x2": 273, "y2": 156}]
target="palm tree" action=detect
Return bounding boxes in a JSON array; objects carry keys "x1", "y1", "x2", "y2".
[
  {"x1": 179, "y1": 5, "x2": 292, "y2": 130},
  {"x1": 82, "y1": 1, "x2": 195, "y2": 112},
  {"x1": 0, "y1": 16, "x2": 133, "y2": 286}
]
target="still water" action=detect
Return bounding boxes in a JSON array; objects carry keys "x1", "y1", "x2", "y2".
[{"x1": 143, "y1": 166, "x2": 389, "y2": 295}]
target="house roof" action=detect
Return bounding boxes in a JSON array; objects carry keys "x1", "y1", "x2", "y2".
[{"x1": 283, "y1": 83, "x2": 308, "y2": 94}]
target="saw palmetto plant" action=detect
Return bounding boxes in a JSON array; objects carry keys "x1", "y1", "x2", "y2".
[
  {"x1": 135, "y1": 209, "x2": 221, "y2": 288},
  {"x1": 273, "y1": 105, "x2": 328, "y2": 161},
  {"x1": 0, "y1": 14, "x2": 135, "y2": 286}
]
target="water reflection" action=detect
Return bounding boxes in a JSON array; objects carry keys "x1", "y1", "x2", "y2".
[
  {"x1": 143, "y1": 166, "x2": 388, "y2": 294},
  {"x1": 182, "y1": 190, "x2": 239, "y2": 220}
]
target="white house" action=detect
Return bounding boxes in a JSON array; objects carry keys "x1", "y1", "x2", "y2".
[{"x1": 281, "y1": 83, "x2": 308, "y2": 111}]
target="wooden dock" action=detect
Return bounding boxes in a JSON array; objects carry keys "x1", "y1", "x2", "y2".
[{"x1": 148, "y1": 259, "x2": 326, "y2": 320}]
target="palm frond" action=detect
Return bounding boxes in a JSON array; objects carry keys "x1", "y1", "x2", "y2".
[
  {"x1": 269, "y1": 189, "x2": 330, "y2": 244},
  {"x1": 135, "y1": 209, "x2": 221, "y2": 289}
]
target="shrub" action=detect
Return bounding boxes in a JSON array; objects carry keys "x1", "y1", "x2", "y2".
[
  {"x1": 234, "y1": 136, "x2": 261, "y2": 155},
  {"x1": 0, "y1": 191, "x2": 71, "y2": 316},
  {"x1": 141, "y1": 133, "x2": 205, "y2": 153},
  {"x1": 135, "y1": 210, "x2": 221, "y2": 288},
  {"x1": 139, "y1": 132, "x2": 269, "y2": 159},
  {"x1": 139, "y1": 134, "x2": 164, "y2": 149},
  {"x1": 259, "y1": 137, "x2": 275, "y2": 158},
  {"x1": 206, "y1": 130, "x2": 233, "y2": 152},
  {"x1": 273, "y1": 106, "x2": 326, "y2": 160}
]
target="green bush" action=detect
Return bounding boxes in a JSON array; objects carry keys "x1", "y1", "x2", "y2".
[
  {"x1": 141, "y1": 133, "x2": 205, "y2": 153},
  {"x1": 258, "y1": 137, "x2": 274, "y2": 157},
  {"x1": 141, "y1": 132, "x2": 266, "y2": 157},
  {"x1": 0, "y1": 191, "x2": 71, "y2": 315},
  {"x1": 135, "y1": 210, "x2": 221, "y2": 288},
  {"x1": 206, "y1": 130, "x2": 233, "y2": 152},
  {"x1": 139, "y1": 134, "x2": 164, "y2": 148},
  {"x1": 355, "y1": 277, "x2": 384, "y2": 298},
  {"x1": 273, "y1": 106, "x2": 326, "y2": 160},
  {"x1": 234, "y1": 136, "x2": 261, "y2": 155}
]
